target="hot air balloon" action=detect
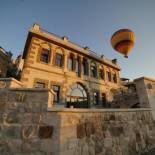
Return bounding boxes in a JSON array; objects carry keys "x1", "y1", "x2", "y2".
[{"x1": 111, "y1": 29, "x2": 135, "y2": 58}]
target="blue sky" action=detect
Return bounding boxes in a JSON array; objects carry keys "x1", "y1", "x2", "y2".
[{"x1": 0, "y1": 0, "x2": 155, "y2": 80}]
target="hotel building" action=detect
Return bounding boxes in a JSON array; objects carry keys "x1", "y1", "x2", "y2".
[{"x1": 21, "y1": 24, "x2": 121, "y2": 108}]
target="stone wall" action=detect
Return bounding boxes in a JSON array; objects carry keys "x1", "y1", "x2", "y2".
[
  {"x1": 135, "y1": 77, "x2": 155, "y2": 120},
  {"x1": 112, "y1": 88, "x2": 140, "y2": 108},
  {"x1": 0, "y1": 78, "x2": 23, "y2": 88},
  {"x1": 0, "y1": 88, "x2": 155, "y2": 155},
  {"x1": 0, "y1": 88, "x2": 55, "y2": 155},
  {"x1": 0, "y1": 49, "x2": 10, "y2": 78},
  {"x1": 49, "y1": 108, "x2": 155, "y2": 155}
]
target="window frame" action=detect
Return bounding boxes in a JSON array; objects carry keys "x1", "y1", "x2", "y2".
[
  {"x1": 52, "y1": 85, "x2": 60, "y2": 103},
  {"x1": 39, "y1": 48, "x2": 50, "y2": 64},
  {"x1": 90, "y1": 62, "x2": 97, "y2": 78},
  {"x1": 68, "y1": 54, "x2": 74, "y2": 71},
  {"x1": 107, "y1": 71, "x2": 111, "y2": 82},
  {"x1": 99, "y1": 69, "x2": 104, "y2": 80},
  {"x1": 75, "y1": 58, "x2": 81, "y2": 77},
  {"x1": 55, "y1": 53, "x2": 63, "y2": 67},
  {"x1": 82, "y1": 59, "x2": 88, "y2": 76},
  {"x1": 113, "y1": 73, "x2": 117, "y2": 83},
  {"x1": 93, "y1": 91, "x2": 99, "y2": 105}
]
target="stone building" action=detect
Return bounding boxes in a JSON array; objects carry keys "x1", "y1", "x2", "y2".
[
  {"x1": 134, "y1": 77, "x2": 155, "y2": 117},
  {"x1": 21, "y1": 24, "x2": 121, "y2": 108},
  {"x1": 0, "y1": 46, "x2": 12, "y2": 77}
]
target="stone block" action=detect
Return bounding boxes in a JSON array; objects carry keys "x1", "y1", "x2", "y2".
[
  {"x1": 109, "y1": 114, "x2": 115, "y2": 120},
  {"x1": 68, "y1": 138, "x2": 78, "y2": 149},
  {"x1": 77, "y1": 123, "x2": 86, "y2": 139},
  {"x1": 41, "y1": 113, "x2": 60, "y2": 126},
  {"x1": 59, "y1": 149, "x2": 76, "y2": 155},
  {"x1": 32, "y1": 113, "x2": 42, "y2": 124},
  {"x1": 38, "y1": 125, "x2": 53, "y2": 139},
  {"x1": 1, "y1": 125, "x2": 21, "y2": 139},
  {"x1": 95, "y1": 140, "x2": 103, "y2": 154},
  {"x1": 0, "y1": 139, "x2": 12, "y2": 155},
  {"x1": 24, "y1": 102, "x2": 42, "y2": 113},
  {"x1": 109, "y1": 126, "x2": 124, "y2": 137},
  {"x1": 104, "y1": 138, "x2": 113, "y2": 148},
  {"x1": 81, "y1": 143, "x2": 89, "y2": 155},
  {"x1": 21, "y1": 139, "x2": 41, "y2": 153},
  {"x1": 8, "y1": 139, "x2": 22, "y2": 154},
  {"x1": 5, "y1": 100, "x2": 24, "y2": 113},
  {"x1": 105, "y1": 148, "x2": 113, "y2": 155},
  {"x1": 0, "y1": 100, "x2": 6, "y2": 111},
  {"x1": 0, "y1": 113, "x2": 3, "y2": 124},
  {"x1": 5, "y1": 112, "x2": 19, "y2": 124},
  {"x1": 19, "y1": 113, "x2": 33, "y2": 124},
  {"x1": 41, "y1": 139, "x2": 58, "y2": 153},
  {"x1": 60, "y1": 125, "x2": 77, "y2": 140},
  {"x1": 85, "y1": 122, "x2": 95, "y2": 137},
  {"x1": 21, "y1": 125, "x2": 38, "y2": 139}
]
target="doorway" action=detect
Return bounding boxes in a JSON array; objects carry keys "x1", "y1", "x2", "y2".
[{"x1": 102, "y1": 93, "x2": 107, "y2": 107}]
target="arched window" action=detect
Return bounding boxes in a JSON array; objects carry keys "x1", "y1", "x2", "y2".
[
  {"x1": 68, "y1": 54, "x2": 74, "y2": 71},
  {"x1": 82, "y1": 58, "x2": 89, "y2": 75},
  {"x1": 107, "y1": 71, "x2": 111, "y2": 82},
  {"x1": 113, "y1": 73, "x2": 117, "y2": 83},
  {"x1": 55, "y1": 50, "x2": 64, "y2": 67},
  {"x1": 76, "y1": 57, "x2": 81, "y2": 77},
  {"x1": 99, "y1": 66, "x2": 105, "y2": 80},
  {"x1": 67, "y1": 83, "x2": 88, "y2": 108},
  {"x1": 90, "y1": 62, "x2": 97, "y2": 78},
  {"x1": 40, "y1": 48, "x2": 50, "y2": 63}
]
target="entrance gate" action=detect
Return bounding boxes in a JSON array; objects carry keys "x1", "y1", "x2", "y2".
[{"x1": 66, "y1": 83, "x2": 88, "y2": 108}]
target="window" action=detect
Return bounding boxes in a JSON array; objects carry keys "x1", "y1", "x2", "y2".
[
  {"x1": 99, "y1": 69, "x2": 104, "y2": 80},
  {"x1": 107, "y1": 71, "x2": 111, "y2": 82},
  {"x1": 55, "y1": 53, "x2": 63, "y2": 67},
  {"x1": 113, "y1": 74, "x2": 117, "y2": 83},
  {"x1": 82, "y1": 59, "x2": 88, "y2": 75},
  {"x1": 68, "y1": 55, "x2": 74, "y2": 71},
  {"x1": 90, "y1": 62, "x2": 97, "y2": 78},
  {"x1": 66, "y1": 83, "x2": 88, "y2": 108},
  {"x1": 76, "y1": 58, "x2": 81, "y2": 77},
  {"x1": 35, "y1": 82, "x2": 46, "y2": 88},
  {"x1": 102, "y1": 93, "x2": 107, "y2": 107},
  {"x1": 40, "y1": 49, "x2": 50, "y2": 63},
  {"x1": 93, "y1": 92, "x2": 99, "y2": 105},
  {"x1": 53, "y1": 85, "x2": 60, "y2": 103}
]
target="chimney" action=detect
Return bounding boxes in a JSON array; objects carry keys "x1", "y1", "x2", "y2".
[
  {"x1": 62, "y1": 36, "x2": 69, "y2": 42},
  {"x1": 84, "y1": 46, "x2": 89, "y2": 50},
  {"x1": 33, "y1": 23, "x2": 40, "y2": 31},
  {"x1": 112, "y1": 59, "x2": 117, "y2": 64},
  {"x1": 101, "y1": 55, "x2": 104, "y2": 58}
]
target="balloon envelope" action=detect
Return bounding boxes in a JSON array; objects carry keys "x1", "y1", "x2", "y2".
[{"x1": 111, "y1": 29, "x2": 135, "y2": 58}]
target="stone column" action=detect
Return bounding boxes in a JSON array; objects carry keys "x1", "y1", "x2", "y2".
[
  {"x1": 73, "y1": 54, "x2": 77, "y2": 71},
  {"x1": 87, "y1": 59, "x2": 90, "y2": 77},
  {"x1": 96, "y1": 63, "x2": 99, "y2": 79},
  {"x1": 50, "y1": 47, "x2": 54, "y2": 65},
  {"x1": 78, "y1": 56, "x2": 82, "y2": 77},
  {"x1": 116, "y1": 71, "x2": 120, "y2": 85},
  {"x1": 103, "y1": 66, "x2": 106, "y2": 81},
  {"x1": 63, "y1": 52, "x2": 68, "y2": 73}
]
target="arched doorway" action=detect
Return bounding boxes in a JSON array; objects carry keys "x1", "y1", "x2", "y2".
[{"x1": 66, "y1": 83, "x2": 88, "y2": 108}]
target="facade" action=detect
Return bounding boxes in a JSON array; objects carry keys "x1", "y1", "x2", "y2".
[
  {"x1": 21, "y1": 24, "x2": 121, "y2": 108},
  {"x1": 0, "y1": 47, "x2": 12, "y2": 77},
  {"x1": 134, "y1": 77, "x2": 155, "y2": 110}
]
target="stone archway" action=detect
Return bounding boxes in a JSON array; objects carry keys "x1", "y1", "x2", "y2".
[{"x1": 66, "y1": 82, "x2": 89, "y2": 108}]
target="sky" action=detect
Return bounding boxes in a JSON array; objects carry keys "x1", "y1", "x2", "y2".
[{"x1": 0, "y1": 0, "x2": 155, "y2": 80}]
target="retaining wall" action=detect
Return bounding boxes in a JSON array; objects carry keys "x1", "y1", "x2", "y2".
[{"x1": 0, "y1": 88, "x2": 155, "y2": 155}]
